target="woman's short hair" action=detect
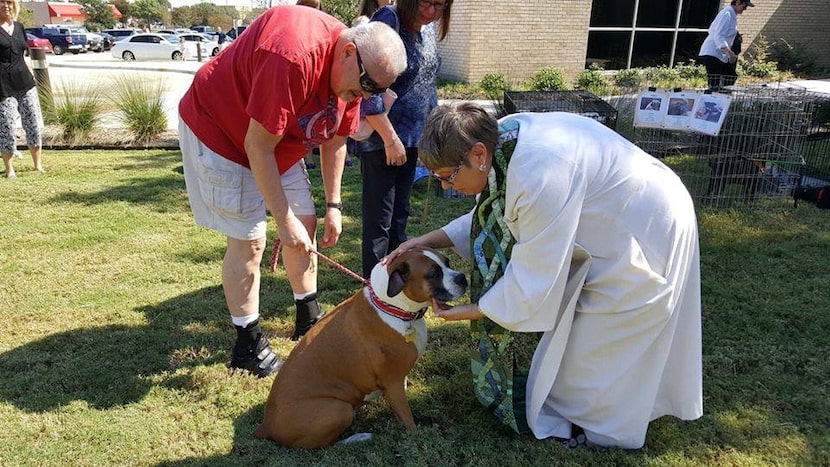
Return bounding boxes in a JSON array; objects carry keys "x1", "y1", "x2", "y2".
[{"x1": 418, "y1": 102, "x2": 498, "y2": 170}]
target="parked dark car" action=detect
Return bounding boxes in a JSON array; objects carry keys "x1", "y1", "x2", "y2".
[
  {"x1": 189, "y1": 25, "x2": 215, "y2": 36},
  {"x1": 225, "y1": 25, "x2": 247, "y2": 41},
  {"x1": 25, "y1": 26, "x2": 87, "y2": 55},
  {"x1": 101, "y1": 28, "x2": 137, "y2": 42},
  {"x1": 98, "y1": 32, "x2": 116, "y2": 50}
]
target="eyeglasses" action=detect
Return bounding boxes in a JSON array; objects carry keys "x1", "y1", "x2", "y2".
[
  {"x1": 431, "y1": 163, "x2": 462, "y2": 184},
  {"x1": 418, "y1": 0, "x2": 447, "y2": 11},
  {"x1": 355, "y1": 47, "x2": 388, "y2": 94}
]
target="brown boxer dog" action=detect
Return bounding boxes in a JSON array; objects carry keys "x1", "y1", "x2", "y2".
[{"x1": 254, "y1": 248, "x2": 467, "y2": 448}]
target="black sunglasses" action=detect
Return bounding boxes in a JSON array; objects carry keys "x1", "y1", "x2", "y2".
[{"x1": 355, "y1": 47, "x2": 388, "y2": 94}]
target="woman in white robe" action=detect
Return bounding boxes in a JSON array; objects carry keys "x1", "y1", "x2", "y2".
[{"x1": 384, "y1": 103, "x2": 703, "y2": 449}]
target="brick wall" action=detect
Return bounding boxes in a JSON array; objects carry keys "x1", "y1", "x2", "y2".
[
  {"x1": 438, "y1": 0, "x2": 590, "y2": 85},
  {"x1": 736, "y1": 0, "x2": 830, "y2": 69},
  {"x1": 438, "y1": 0, "x2": 830, "y2": 85}
]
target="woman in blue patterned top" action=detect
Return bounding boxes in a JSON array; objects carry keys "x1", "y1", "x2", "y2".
[{"x1": 356, "y1": 0, "x2": 453, "y2": 278}]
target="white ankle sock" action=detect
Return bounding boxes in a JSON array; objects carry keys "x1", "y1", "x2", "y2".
[
  {"x1": 293, "y1": 290, "x2": 317, "y2": 301},
  {"x1": 231, "y1": 313, "x2": 259, "y2": 328}
]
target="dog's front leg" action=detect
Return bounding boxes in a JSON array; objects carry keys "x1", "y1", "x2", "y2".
[{"x1": 382, "y1": 381, "x2": 416, "y2": 431}]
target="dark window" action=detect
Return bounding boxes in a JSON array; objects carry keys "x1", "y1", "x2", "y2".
[
  {"x1": 636, "y1": 0, "x2": 678, "y2": 28},
  {"x1": 586, "y1": 31, "x2": 631, "y2": 69},
  {"x1": 680, "y1": 0, "x2": 722, "y2": 28},
  {"x1": 588, "y1": 0, "x2": 720, "y2": 69},
  {"x1": 590, "y1": 0, "x2": 635, "y2": 27}
]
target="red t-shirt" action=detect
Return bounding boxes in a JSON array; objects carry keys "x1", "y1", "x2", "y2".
[{"x1": 179, "y1": 6, "x2": 360, "y2": 174}]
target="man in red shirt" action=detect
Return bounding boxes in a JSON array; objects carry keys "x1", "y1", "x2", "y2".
[{"x1": 179, "y1": 6, "x2": 406, "y2": 377}]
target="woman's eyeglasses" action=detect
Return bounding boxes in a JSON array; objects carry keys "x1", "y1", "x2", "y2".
[
  {"x1": 355, "y1": 48, "x2": 388, "y2": 94},
  {"x1": 418, "y1": 0, "x2": 447, "y2": 11},
  {"x1": 431, "y1": 163, "x2": 462, "y2": 184}
]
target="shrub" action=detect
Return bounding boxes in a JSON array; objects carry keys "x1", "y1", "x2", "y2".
[
  {"x1": 478, "y1": 73, "x2": 510, "y2": 102},
  {"x1": 574, "y1": 63, "x2": 609, "y2": 96},
  {"x1": 109, "y1": 75, "x2": 168, "y2": 144},
  {"x1": 741, "y1": 34, "x2": 779, "y2": 79},
  {"x1": 612, "y1": 68, "x2": 643, "y2": 90},
  {"x1": 528, "y1": 66, "x2": 568, "y2": 91},
  {"x1": 675, "y1": 61, "x2": 707, "y2": 81},
  {"x1": 437, "y1": 78, "x2": 487, "y2": 100},
  {"x1": 641, "y1": 66, "x2": 682, "y2": 89},
  {"x1": 48, "y1": 80, "x2": 104, "y2": 145},
  {"x1": 769, "y1": 38, "x2": 816, "y2": 75}
]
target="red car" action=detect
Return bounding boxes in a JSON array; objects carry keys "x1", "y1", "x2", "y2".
[{"x1": 26, "y1": 33, "x2": 54, "y2": 53}]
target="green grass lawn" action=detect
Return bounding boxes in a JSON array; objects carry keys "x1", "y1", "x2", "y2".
[{"x1": 1, "y1": 150, "x2": 828, "y2": 466}]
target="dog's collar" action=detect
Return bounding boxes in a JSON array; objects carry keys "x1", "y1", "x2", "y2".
[{"x1": 367, "y1": 286, "x2": 428, "y2": 322}]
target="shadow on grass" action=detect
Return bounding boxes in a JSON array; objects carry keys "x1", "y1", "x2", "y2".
[
  {"x1": 48, "y1": 174, "x2": 188, "y2": 212},
  {"x1": 0, "y1": 286, "x2": 230, "y2": 413}
]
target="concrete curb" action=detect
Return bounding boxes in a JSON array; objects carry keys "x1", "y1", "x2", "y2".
[{"x1": 48, "y1": 62, "x2": 199, "y2": 76}]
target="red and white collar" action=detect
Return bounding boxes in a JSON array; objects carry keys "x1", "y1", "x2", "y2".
[{"x1": 366, "y1": 286, "x2": 427, "y2": 322}]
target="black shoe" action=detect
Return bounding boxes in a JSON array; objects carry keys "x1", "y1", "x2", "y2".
[
  {"x1": 290, "y1": 315, "x2": 321, "y2": 341},
  {"x1": 229, "y1": 334, "x2": 283, "y2": 378},
  {"x1": 291, "y1": 295, "x2": 324, "y2": 341}
]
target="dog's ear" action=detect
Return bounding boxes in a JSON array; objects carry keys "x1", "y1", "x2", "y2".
[{"x1": 387, "y1": 262, "x2": 409, "y2": 297}]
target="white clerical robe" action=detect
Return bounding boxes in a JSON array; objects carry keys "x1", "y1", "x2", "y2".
[{"x1": 442, "y1": 112, "x2": 703, "y2": 449}]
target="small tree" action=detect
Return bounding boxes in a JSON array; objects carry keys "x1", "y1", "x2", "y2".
[
  {"x1": 78, "y1": 0, "x2": 117, "y2": 31},
  {"x1": 132, "y1": 0, "x2": 166, "y2": 27},
  {"x1": 111, "y1": 0, "x2": 132, "y2": 20}
]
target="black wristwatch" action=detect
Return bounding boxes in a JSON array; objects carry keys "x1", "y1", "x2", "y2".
[{"x1": 326, "y1": 202, "x2": 343, "y2": 211}]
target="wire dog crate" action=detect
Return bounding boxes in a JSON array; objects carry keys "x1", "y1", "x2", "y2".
[
  {"x1": 503, "y1": 90, "x2": 618, "y2": 131},
  {"x1": 799, "y1": 93, "x2": 830, "y2": 190},
  {"x1": 633, "y1": 85, "x2": 815, "y2": 208}
]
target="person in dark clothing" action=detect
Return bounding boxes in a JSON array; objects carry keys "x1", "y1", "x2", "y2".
[
  {"x1": 355, "y1": 0, "x2": 453, "y2": 278},
  {"x1": 1, "y1": 0, "x2": 44, "y2": 178}
]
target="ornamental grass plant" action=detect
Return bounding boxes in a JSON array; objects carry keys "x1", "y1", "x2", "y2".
[
  {"x1": 109, "y1": 74, "x2": 169, "y2": 144},
  {"x1": 0, "y1": 150, "x2": 828, "y2": 466},
  {"x1": 46, "y1": 79, "x2": 105, "y2": 146}
]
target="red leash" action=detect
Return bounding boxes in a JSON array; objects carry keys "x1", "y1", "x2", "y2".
[{"x1": 269, "y1": 238, "x2": 369, "y2": 285}]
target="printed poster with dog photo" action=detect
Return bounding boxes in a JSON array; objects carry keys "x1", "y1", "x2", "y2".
[
  {"x1": 688, "y1": 92, "x2": 731, "y2": 136},
  {"x1": 633, "y1": 90, "x2": 669, "y2": 129},
  {"x1": 663, "y1": 91, "x2": 699, "y2": 131}
]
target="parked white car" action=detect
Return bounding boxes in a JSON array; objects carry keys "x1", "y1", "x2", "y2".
[
  {"x1": 110, "y1": 33, "x2": 208, "y2": 61},
  {"x1": 177, "y1": 32, "x2": 220, "y2": 57}
]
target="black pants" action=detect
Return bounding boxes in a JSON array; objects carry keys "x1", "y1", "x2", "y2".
[
  {"x1": 359, "y1": 146, "x2": 418, "y2": 278},
  {"x1": 699, "y1": 55, "x2": 737, "y2": 89}
]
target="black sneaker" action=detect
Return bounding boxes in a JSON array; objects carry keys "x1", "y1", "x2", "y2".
[
  {"x1": 229, "y1": 335, "x2": 283, "y2": 378},
  {"x1": 290, "y1": 316, "x2": 321, "y2": 341}
]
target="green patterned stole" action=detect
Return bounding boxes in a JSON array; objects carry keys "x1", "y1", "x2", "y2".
[{"x1": 469, "y1": 120, "x2": 541, "y2": 434}]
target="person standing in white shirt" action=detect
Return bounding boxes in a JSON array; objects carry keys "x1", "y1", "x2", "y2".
[{"x1": 698, "y1": 0, "x2": 754, "y2": 89}]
